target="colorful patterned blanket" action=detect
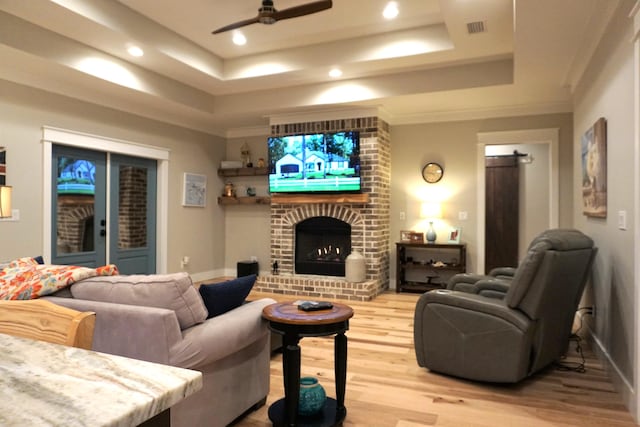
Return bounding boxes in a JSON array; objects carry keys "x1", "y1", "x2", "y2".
[{"x1": 0, "y1": 257, "x2": 119, "y2": 300}]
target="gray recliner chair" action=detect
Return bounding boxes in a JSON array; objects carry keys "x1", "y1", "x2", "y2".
[{"x1": 413, "y1": 229, "x2": 597, "y2": 383}]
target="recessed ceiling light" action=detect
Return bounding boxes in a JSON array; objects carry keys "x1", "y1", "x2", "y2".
[
  {"x1": 127, "y1": 45, "x2": 144, "y2": 57},
  {"x1": 329, "y1": 68, "x2": 343, "y2": 78},
  {"x1": 233, "y1": 32, "x2": 247, "y2": 46},
  {"x1": 383, "y1": 2, "x2": 399, "y2": 20}
]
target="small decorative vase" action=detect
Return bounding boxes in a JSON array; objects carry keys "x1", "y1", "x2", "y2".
[
  {"x1": 426, "y1": 221, "x2": 437, "y2": 243},
  {"x1": 298, "y1": 376, "x2": 326, "y2": 416}
]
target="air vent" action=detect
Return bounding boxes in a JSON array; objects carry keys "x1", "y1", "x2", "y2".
[{"x1": 467, "y1": 21, "x2": 486, "y2": 34}]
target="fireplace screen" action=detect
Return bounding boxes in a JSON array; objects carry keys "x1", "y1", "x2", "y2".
[{"x1": 295, "y1": 217, "x2": 351, "y2": 277}]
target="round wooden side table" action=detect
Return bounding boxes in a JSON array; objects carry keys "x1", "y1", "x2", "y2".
[{"x1": 262, "y1": 301, "x2": 354, "y2": 427}]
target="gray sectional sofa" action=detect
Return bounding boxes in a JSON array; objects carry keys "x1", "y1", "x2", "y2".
[{"x1": 44, "y1": 272, "x2": 276, "y2": 427}]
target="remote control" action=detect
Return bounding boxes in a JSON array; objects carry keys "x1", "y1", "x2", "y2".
[{"x1": 298, "y1": 301, "x2": 333, "y2": 311}]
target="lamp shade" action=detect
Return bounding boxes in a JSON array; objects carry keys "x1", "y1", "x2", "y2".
[
  {"x1": 420, "y1": 202, "x2": 442, "y2": 219},
  {"x1": 0, "y1": 185, "x2": 12, "y2": 218}
]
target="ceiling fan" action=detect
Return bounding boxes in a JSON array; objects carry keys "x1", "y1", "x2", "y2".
[{"x1": 212, "y1": 0, "x2": 333, "y2": 34}]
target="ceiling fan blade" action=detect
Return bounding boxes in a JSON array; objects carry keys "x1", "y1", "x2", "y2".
[
  {"x1": 272, "y1": 0, "x2": 332, "y2": 21},
  {"x1": 212, "y1": 16, "x2": 260, "y2": 34}
]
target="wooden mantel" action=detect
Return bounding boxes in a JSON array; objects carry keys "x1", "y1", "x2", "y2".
[{"x1": 270, "y1": 193, "x2": 370, "y2": 204}]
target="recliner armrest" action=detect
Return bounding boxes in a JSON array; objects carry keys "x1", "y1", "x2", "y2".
[
  {"x1": 446, "y1": 273, "x2": 491, "y2": 292},
  {"x1": 419, "y1": 289, "x2": 530, "y2": 331},
  {"x1": 489, "y1": 267, "x2": 517, "y2": 279},
  {"x1": 474, "y1": 278, "x2": 511, "y2": 299}
]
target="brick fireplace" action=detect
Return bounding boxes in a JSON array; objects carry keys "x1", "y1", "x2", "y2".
[{"x1": 253, "y1": 115, "x2": 391, "y2": 301}]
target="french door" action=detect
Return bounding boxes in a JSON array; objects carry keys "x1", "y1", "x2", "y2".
[{"x1": 51, "y1": 145, "x2": 157, "y2": 274}]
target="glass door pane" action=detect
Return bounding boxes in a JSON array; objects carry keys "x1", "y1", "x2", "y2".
[
  {"x1": 52, "y1": 146, "x2": 106, "y2": 267},
  {"x1": 118, "y1": 165, "x2": 148, "y2": 249}
]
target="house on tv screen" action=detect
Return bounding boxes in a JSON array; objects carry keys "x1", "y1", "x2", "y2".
[{"x1": 275, "y1": 150, "x2": 352, "y2": 178}]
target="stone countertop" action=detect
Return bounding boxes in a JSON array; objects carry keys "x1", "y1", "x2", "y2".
[{"x1": 0, "y1": 333, "x2": 202, "y2": 427}]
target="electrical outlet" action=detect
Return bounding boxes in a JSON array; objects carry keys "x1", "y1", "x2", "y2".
[
  {"x1": 180, "y1": 256, "x2": 190, "y2": 268},
  {"x1": 458, "y1": 211, "x2": 468, "y2": 220},
  {"x1": 399, "y1": 211, "x2": 406, "y2": 220}
]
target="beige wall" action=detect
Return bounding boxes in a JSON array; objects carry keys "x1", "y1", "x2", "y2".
[
  {"x1": 0, "y1": 80, "x2": 226, "y2": 277},
  {"x1": 572, "y1": 0, "x2": 636, "y2": 415},
  {"x1": 223, "y1": 136, "x2": 271, "y2": 275},
  {"x1": 389, "y1": 113, "x2": 574, "y2": 282}
]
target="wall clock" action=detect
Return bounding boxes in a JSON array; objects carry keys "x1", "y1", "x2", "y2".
[{"x1": 422, "y1": 162, "x2": 443, "y2": 183}]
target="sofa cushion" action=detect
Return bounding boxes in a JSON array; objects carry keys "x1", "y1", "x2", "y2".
[
  {"x1": 199, "y1": 274, "x2": 257, "y2": 318},
  {"x1": 71, "y1": 272, "x2": 207, "y2": 330}
]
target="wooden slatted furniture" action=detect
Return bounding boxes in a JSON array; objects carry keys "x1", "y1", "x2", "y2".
[{"x1": 0, "y1": 299, "x2": 96, "y2": 349}]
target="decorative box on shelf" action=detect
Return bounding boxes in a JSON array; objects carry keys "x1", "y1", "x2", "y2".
[{"x1": 395, "y1": 242, "x2": 466, "y2": 293}]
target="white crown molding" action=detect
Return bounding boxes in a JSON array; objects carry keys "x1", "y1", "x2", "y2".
[
  {"x1": 563, "y1": 1, "x2": 620, "y2": 92},
  {"x1": 387, "y1": 101, "x2": 573, "y2": 125}
]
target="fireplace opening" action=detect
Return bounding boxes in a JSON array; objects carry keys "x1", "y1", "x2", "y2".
[{"x1": 295, "y1": 217, "x2": 351, "y2": 277}]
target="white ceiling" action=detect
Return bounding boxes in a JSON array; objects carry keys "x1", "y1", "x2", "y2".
[{"x1": 0, "y1": 0, "x2": 621, "y2": 137}]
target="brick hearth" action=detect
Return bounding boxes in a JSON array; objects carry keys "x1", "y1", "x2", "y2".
[{"x1": 253, "y1": 115, "x2": 391, "y2": 301}]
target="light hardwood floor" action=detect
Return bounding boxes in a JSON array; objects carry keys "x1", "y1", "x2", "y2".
[{"x1": 237, "y1": 290, "x2": 636, "y2": 427}]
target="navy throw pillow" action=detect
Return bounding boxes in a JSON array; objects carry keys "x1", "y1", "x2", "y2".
[
  {"x1": 33, "y1": 256, "x2": 45, "y2": 264},
  {"x1": 198, "y1": 274, "x2": 257, "y2": 318}
]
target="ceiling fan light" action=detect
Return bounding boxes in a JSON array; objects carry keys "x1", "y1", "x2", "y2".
[
  {"x1": 233, "y1": 32, "x2": 247, "y2": 45},
  {"x1": 383, "y1": 2, "x2": 399, "y2": 20}
]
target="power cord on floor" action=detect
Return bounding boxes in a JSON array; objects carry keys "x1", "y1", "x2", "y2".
[{"x1": 554, "y1": 307, "x2": 592, "y2": 373}]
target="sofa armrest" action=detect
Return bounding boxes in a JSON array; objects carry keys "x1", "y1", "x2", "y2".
[
  {"x1": 171, "y1": 298, "x2": 277, "y2": 369},
  {"x1": 44, "y1": 296, "x2": 183, "y2": 365}
]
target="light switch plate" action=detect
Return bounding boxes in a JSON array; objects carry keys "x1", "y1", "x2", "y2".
[{"x1": 618, "y1": 210, "x2": 627, "y2": 230}]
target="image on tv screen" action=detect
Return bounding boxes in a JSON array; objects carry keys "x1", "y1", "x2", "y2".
[{"x1": 268, "y1": 131, "x2": 360, "y2": 193}]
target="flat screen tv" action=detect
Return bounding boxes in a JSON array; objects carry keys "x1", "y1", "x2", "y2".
[{"x1": 268, "y1": 131, "x2": 361, "y2": 194}]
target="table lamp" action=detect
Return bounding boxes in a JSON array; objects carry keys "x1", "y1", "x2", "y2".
[
  {"x1": 421, "y1": 202, "x2": 442, "y2": 243},
  {"x1": 0, "y1": 185, "x2": 12, "y2": 218}
]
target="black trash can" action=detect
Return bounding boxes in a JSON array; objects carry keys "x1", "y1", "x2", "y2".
[{"x1": 237, "y1": 260, "x2": 259, "y2": 277}]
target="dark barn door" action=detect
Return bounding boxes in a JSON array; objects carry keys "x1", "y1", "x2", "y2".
[{"x1": 485, "y1": 155, "x2": 519, "y2": 273}]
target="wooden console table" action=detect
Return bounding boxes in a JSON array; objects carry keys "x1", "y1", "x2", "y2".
[
  {"x1": 396, "y1": 242, "x2": 466, "y2": 293},
  {"x1": 262, "y1": 301, "x2": 354, "y2": 427}
]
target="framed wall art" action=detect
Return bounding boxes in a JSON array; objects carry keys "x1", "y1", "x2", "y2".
[
  {"x1": 182, "y1": 173, "x2": 207, "y2": 207},
  {"x1": 581, "y1": 117, "x2": 607, "y2": 218},
  {"x1": 408, "y1": 232, "x2": 424, "y2": 243},
  {"x1": 400, "y1": 230, "x2": 413, "y2": 242},
  {"x1": 448, "y1": 227, "x2": 462, "y2": 244}
]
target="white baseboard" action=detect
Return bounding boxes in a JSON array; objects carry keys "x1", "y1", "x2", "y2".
[{"x1": 587, "y1": 325, "x2": 637, "y2": 422}]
